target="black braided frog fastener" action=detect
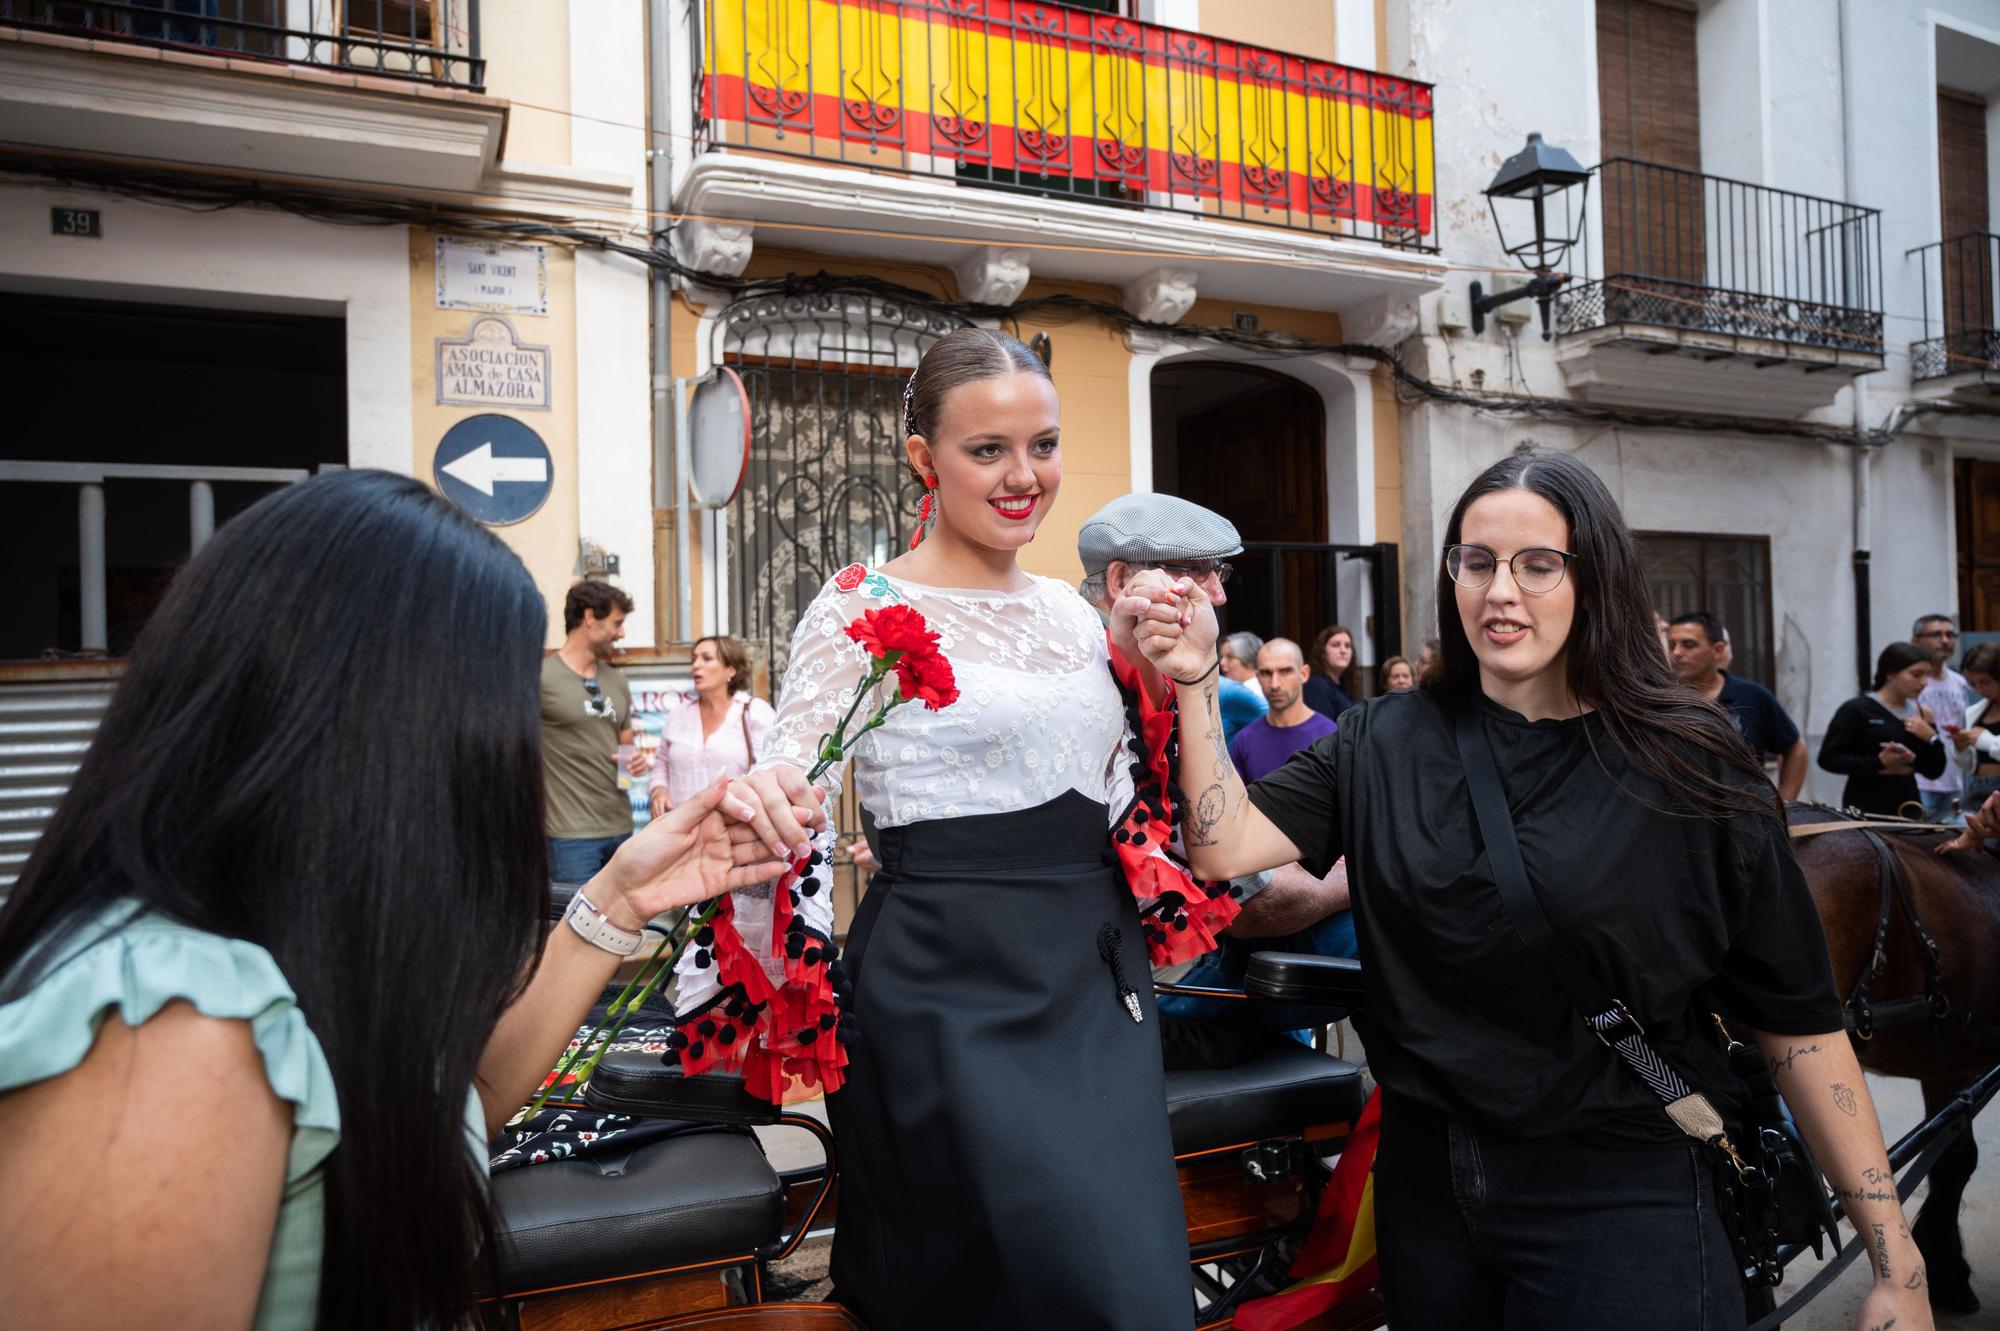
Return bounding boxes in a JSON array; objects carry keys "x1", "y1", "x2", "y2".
[{"x1": 1097, "y1": 925, "x2": 1143, "y2": 1024}]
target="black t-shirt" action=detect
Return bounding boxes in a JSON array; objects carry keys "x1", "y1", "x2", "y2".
[
  {"x1": 1246, "y1": 689, "x2": 1844, "y2": 1150},
  {"x1": 1816, "y1": 695, "x2": 1950, "y2": 817},
  {"x1": 1716, "y1": 672, "x2": 1801, "y2": 759}
]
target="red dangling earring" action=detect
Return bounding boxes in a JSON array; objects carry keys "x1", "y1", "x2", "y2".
[{"x1": 909, "y1": 474, "x2": 937, "y2": 550}]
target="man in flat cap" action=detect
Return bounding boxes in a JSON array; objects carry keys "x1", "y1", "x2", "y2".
[{"x1": 1077, "y1": 493, "x2": 1355, "y2": 1070}]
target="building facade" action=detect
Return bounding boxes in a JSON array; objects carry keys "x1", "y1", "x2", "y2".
[
  {"x1": 4, "y1": 0, "x2": 1999, "y2": 887},
  {"x1": 1391, "y1": 0, "x2": 2000, "y2": 803}
]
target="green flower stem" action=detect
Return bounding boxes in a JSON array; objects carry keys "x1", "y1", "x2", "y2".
[
  {"x1": 520, "y1": 898, "x2": 719, "y2": 1124},
  {"x1": 516, "y1": 655, "x2": 924, "y2": 1135}
]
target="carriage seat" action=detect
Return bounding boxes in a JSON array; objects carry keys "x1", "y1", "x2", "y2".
[
  {"x1": 1164, "y1": 1041, "x2": 1367, "y2": 1156},
  {"x1": 490, "y1": 1126, "x2": 785, "y2": 1294}
]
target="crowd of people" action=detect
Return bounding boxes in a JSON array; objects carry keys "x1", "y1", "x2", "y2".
[{"x1": 0, "y1": 325, "x2": 1944, "y2": 1331}]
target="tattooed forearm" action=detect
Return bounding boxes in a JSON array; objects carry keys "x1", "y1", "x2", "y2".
[
  {"x1": 1872, "y1": 1223, "x2": 1891, "y2": 1280},
  {"x1": 1833, "y1": 1183, "x2": 1897, "y2": 1204},
  {"x1": 1832, "y1": 1082, "x2": 1859, "y2": 1116},
  {"x1": 1766, "y1": 1042, "x2": 1821, "y2": 1076},
  {"x1": 1188, "y1": 786, "x2": 1225, "y2": 846}
]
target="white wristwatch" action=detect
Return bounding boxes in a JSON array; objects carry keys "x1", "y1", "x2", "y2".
[{"x1": 563, "y1": 889, "x2": 646, "y2": 957}]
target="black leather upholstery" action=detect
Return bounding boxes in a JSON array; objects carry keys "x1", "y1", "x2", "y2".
[
  {"x1": 1246, "y1": 950, "x2": 1366, "y2": 1009},
  {"x1": 1164, "y1": 1041, "x2": 1366, "y2": 1155},
  {"x1": 586, "y1": 1050, "x2": 785, "y2": 1126},
  {"x1": 490, "y1": 1128, "x2": 784, "y2": 1293}
]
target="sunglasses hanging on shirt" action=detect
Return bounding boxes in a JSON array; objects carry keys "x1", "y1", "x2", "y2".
[{"x1": 582, "y1": 676, "x2": 614, "y2": 720}]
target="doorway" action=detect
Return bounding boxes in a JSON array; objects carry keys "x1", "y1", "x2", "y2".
[
  {"x1": 1150, "y1": 361, "x2": 1327, "y2": 643},
  {"x1": 0, "y1": 292, "x2": 348, "y2": 660}
]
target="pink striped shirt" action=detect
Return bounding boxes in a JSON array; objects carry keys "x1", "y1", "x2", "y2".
[{"x1": 647, "y1": 691, "x2": 776, "y2": 808}]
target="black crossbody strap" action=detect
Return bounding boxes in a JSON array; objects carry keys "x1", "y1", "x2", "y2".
[{"x1": 1452, "y1": 704, "x2": 1728, "y2": 1144}]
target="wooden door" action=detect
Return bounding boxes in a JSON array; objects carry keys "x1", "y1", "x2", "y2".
[
  {"x1": 1170, "y1": 370, "x2": 1326, "y2": 643},
  {"x1": 1956, "y1": 458, "x2": 2000, "y2": 632},
  {"x1": 1939, "y1": 90, "x2": 1992, "y2": 349},
  {"x1": 1596, "y1": 0, "x2": 1704, "y2": 285}
]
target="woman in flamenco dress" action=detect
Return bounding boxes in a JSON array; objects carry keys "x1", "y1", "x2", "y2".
[{"x1": 664, "y1": 329, "x2": 1238, "y2": 1330}]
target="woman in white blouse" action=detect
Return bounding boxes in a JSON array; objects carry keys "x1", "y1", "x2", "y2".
[
  {"x1": 690, "y1": 329, "x2": 1198, "y2": 1331},
  {"x1": 646, "y1": 635, "x2": 775, "y2": 820}
]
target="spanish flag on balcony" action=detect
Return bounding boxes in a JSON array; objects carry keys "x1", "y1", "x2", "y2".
[
  {"x1": 702, "y1": 0, "x2": 1433, "y2": 239},
  {"x1": 1234, "y1": 1087, "x2": 1382, "y2": 1331}
]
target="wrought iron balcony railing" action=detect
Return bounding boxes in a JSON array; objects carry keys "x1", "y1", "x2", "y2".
[
  {"x1": 695, "y1": 0, "x2": 1437, "y2": 250},
  {"x1": 1555, "y1": 158, "x2": 1883, "y2": 355},
  {"x1": 1909, "y1": 232, "x2": 2000, "y2": 381},
  {"x1": 3, "y1": 0, "x2": 483, "y2": 90}
]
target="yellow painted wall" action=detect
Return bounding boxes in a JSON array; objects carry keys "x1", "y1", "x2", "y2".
[
  {"x1": 1196, "y1": 0, "x2": 1337, "y2": 63},
  {"x1": 1371, "y1": 363, "x2": 1402, "y2": 544},
  {"x1": 476, "y1": 0, "x2": 572, "y2": 164},
  {"x1": 409, "y1": 229, "x2": 580, "y2": 647}
]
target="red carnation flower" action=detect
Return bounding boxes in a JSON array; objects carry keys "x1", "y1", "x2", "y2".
[
  {"x1": 833, "y1": 563, "x2": 867, "y2": 593},
  {"x1": 845, "y1": 604, "x2": 939, "y2": 661},
  {"x1": 895, "y1": 649, "x2": 960, "y2": 711}
]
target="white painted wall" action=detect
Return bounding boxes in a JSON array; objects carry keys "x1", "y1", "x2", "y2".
[
  {"x1": 569, "y1": 0, "x2": 658, "y2": 644},
  {"x1": 1389, "y1": 0, "x2": 2000, "y2": 799},
  {"x1": 0, "y1": 180, "x2": 412, "y2": 472}
]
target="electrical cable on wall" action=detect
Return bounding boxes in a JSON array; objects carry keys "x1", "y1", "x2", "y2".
[{"x1": 9, "y1": 150, "x2": 1998, "y2": 452}]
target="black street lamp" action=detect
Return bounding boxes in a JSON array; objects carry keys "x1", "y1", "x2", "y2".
[{"x1": 1470, "y1": 132, "x2": 1590, "y2": 338}]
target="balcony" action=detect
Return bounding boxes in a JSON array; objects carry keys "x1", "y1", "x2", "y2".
[
  {"x1": 675, "y1": 0, "x2": 1446, "y2": 317},
  {"x1": 1552, "y1": 159, "x2": 1884, "y2": 416},
  {"x1": 2, "y1": 0, "x2": 482, "y2": 87},
  {"x1": 1909, "y1": 232, "x2": 2000, "y2": 409},
  {"x1": 0, "y1": 0, "x2": 503, "y2": 191}
]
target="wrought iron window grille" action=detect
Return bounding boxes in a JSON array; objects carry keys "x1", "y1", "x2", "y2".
[
  {"x1": 1908, "y1": 232, "x2": 2000, "y2": 381},
  {"x1": 3, "y1": 0, "x2": 485, "y2": 90},
  {"x1": 693, "y1": 0, "x2": 1436, "y2": 251},
  {"x1": 1554, "y1": 158, "x2": 1883, "y2": 356}
]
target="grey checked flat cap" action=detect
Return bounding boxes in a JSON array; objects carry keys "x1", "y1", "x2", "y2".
[{"x1": 1077, "y1": 493, "x2": 1244, "y2": 576}]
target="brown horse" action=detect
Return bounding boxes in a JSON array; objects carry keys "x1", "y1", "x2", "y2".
[{"x1": 1787, "y1": 804, "x2": 2000, "y2": 1314}]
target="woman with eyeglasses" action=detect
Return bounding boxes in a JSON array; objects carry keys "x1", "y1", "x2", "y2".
[{"x1": 1126, "y1": 451, "x2": 1928, "y2": 1331}]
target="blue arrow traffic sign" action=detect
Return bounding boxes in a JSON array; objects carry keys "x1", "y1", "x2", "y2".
[{"x1": 433, "y1": 414, "x2": 553, "y2": 526}]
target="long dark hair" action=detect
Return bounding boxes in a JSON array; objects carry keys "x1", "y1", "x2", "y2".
[
  {"x1": 1309, "y1": 624, "x2": 1361, "y2": 698},
  {"x1": 0, "y1": 470, "x2": 549, "y2": 1328},
  {"x1": 1424, "y1": 452, "x2": 1776, "y2": 825}
]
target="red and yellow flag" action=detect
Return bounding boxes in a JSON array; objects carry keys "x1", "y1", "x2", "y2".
[{"x1": 1234, "y1": 1087, "x2": 1382, "y2": 1331}]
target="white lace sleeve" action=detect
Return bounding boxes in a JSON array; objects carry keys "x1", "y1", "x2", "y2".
[{"x1": 750, "y1": 575, "x2": 885, "y2": 809}]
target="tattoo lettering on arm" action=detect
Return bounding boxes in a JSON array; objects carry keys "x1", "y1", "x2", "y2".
[
  {"x1": 1766, "y1": 1042, "x2": 1821, "y2": 1076},
  {"x1": 1863, "y1": 1166, "x2": 1891, "y2": 1185},
  {"x1": 1872, "y1": 1223, "x2": 1891, "y2": 1280},
  {"x1": 1833, "y1": 1082, "x2": 1859, "y2": 1116},
  {"x1": 1833, "y1": 1183, "x2": 1898, "y2": 1204}
]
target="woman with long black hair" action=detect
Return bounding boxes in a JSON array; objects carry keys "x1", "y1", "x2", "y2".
[
  {"x1": 1129, "y1": 452, "x2": 1931, "y2": 1331},
  {"x1": 0, "y1": 471, "x2": 789, "y2": 1330}
]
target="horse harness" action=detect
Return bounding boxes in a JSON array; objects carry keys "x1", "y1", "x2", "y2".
[{"x1": 1789, "y1": 809, "x2": 2000, "y2": 1049}]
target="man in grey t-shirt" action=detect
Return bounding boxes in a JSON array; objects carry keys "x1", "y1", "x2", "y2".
[
  {"x1": 541, "y1": 579, "x2": 648, "y2": 882},
  {"x1": 1914, "y1": 613, "x2": 1972, "y2": 822}
]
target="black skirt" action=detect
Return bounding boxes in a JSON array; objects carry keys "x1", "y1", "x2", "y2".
[{"x1": 829, "y1": 789, "x2": 1193, "y2": 1331}]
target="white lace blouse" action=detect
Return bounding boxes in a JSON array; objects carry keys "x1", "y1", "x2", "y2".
[{"x1": 755, "y1": 567, "x2": 1136, "y2": 828}]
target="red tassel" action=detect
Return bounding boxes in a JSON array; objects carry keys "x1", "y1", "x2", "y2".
[{"x1": 909, "y1": 478, "x2": 936, "y2": 550}]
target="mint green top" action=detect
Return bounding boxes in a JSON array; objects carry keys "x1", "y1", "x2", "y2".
[{"x1": 0, "y1": 902, "x2": 489, "y2": 1330}]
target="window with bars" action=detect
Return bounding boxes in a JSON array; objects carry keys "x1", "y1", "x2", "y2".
[{"x1": 1638, "y1": 531, "x2": 1775, "y2": 689}]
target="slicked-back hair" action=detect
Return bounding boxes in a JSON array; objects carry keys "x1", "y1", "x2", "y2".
[
  {"x1": 1423, "y1": 451, "x2": 1777, "y2": 828},
  {"x1": 905, "y1": 327, "x2": 1051, "y2": 442},
  {"x1": 1873, "y1": 641, "x2": 1931, "y2": 691},
  {"x1": 565, "y1": 577, "x2": 634, "y2": 633},
  {"x1": 1669, "y1": 610, "x2": 1727, "y2": 647},
  {"x1": 0, "y1": 470, "x2": 550, "y2": 1329}
]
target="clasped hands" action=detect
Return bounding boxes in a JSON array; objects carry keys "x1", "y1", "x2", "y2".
[
  {"x1": 1110, "y1": 569, "x2": 1222, "y2": 684},
  {"x1": 589, "y1": 773, "x2": 828, "y2": 930}
]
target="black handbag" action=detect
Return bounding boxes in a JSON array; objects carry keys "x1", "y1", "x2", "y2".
[{"x1": 1452, "y1": 705, "x2": 1838, "y2": 1289}]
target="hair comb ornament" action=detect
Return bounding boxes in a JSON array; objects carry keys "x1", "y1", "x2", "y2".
[{"x1": 900, "y1": 370, "x2": 920, "y2": 438}]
